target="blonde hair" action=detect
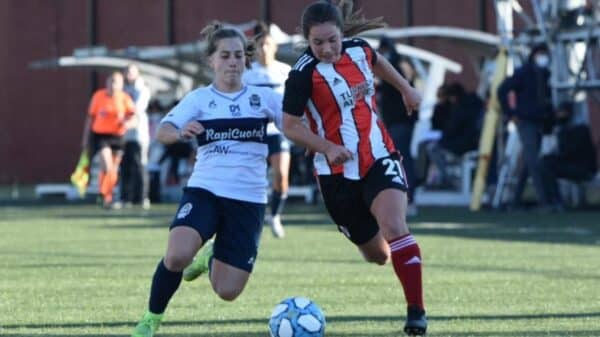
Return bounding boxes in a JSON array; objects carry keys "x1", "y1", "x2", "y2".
[
  {"x1": 301, "y1": 0, "x2": 386, "y2": 38},
  {"x1": 200, "y1": 21, "x2": 256, "y2": 68}
]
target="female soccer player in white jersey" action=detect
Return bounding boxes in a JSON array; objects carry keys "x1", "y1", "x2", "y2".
[
  {"x1": 242, "y1": 21, "x2": 292, "y2": 238},
  {"x1": 281, "y1": 1, "x2": 427, "y2": 335},
  {"x1": 131, "y1": 22, "x2": 283, "y2": 337}
]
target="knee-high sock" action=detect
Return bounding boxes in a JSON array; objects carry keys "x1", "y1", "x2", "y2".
[
  {"x1": 148, "y1": 259, "x2": 183, "y2": 314},
  {"x1": 389, "y1": 234, "x2": 424, "y2": 309},
  {"x1": 270, "y1": 191, "x2": 287, "y2": 217},
  {"x1": 98, "y1": 171, "x2": 106, "y2": 195},
  {"x1": 100, "y1": 169, "x2": 118, "y2": 201}
]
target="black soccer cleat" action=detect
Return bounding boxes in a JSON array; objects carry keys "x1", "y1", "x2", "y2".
[{"x1": 404, "y1": 305, "x2": 427, "y2": 336}]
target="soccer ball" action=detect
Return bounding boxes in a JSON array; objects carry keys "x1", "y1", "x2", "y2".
[{"x1": 269, "y1": 296, "x2": 326, "y2": 337}]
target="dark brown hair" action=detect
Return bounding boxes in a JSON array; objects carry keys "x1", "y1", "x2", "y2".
[
  {"x1": 252, "y1": 21, "x2": 270, "y2": 39},
  {"x1": 300, "y1": 0, "x2": 386, "y2": 38},
  {"x1": 200, "y1": 21, "x2": 255, "y2": 68}
]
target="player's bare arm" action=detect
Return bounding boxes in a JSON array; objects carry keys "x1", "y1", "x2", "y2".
[
  {"x1": 156, "y1": 121, "x2": 204, "y2": 145},
  {"x1": 282, "y1": 112, "x2": 352, "y2": 165}
]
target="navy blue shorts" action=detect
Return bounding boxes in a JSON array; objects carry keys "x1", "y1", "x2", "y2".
[
  {"x1": 317, "y1": 152, "x2": 408, "y2": 245},
  {"x1": 170, "y1": 187, "x2": 265, "y2": 272},
  {"x1": 266, "y1": 134, "x2": 290, "y2": 156}
]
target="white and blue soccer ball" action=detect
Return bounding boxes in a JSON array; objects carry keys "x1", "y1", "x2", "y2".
[{"x1": 269, "y1": 296, "x2": 326, "y2": 337}]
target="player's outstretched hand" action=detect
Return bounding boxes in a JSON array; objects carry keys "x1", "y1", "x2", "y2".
[{"x1": 402, "y1": 86, "x2": 422, "y2": 114}]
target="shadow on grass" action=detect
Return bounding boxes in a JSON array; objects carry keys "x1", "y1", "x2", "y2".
[
  {"x1": 4, "y1": 311, "x2": 600, "y2": 330},
  {"x1": 4, "y1": 332, "x2": 600, "y2": 337},
  {"x1": 3, "y1": 203, "x2": 600, "y2": 246}
]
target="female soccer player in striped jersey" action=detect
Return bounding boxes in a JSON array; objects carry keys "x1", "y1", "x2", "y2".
[
  {"x1": 281, "y1": 1, "x2": 427, "y2": 335},
  {"x1": 131, "y1": 22, "x2": 283, "y2": 337}
]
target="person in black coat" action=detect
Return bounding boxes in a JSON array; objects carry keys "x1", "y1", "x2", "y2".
[
  {"x1": 426, "y1": 82, "x2": 483, "y2": 187},
  {"x1": 537, "y1": 102, "x2": 597, "y2": 210},
  {"x1": 498, "y1": 43, "x2": 553, "y2": 207},
  {"x1": 377, "y1": 36, "x2": 419, "y2": 213}
]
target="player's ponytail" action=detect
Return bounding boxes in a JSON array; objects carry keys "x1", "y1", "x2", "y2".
[
  {"x1": 300, "y1": 0, "x2": 386, "y2": 38},
  {"x1": 200, "y1": 21, "x2": 256, "y2": 68}
]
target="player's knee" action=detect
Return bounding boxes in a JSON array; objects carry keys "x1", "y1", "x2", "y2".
[
  {"x1": 213, "y1": 285, "x2": 242, "y2": 301},
  {"x1": 364, "y1": 250, "x2": 389, "y2": 265},
  {"x1": 378, "y1": 218, "x2": 409, "y2": 238},
  {"x1": 164, "y1": 252, "x2": 193, "y2": 272}
]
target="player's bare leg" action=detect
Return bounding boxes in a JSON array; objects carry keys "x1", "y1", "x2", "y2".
[
  {"x1": 132, "y1": 227, "x2": 203, "y2": 337},
  {"x1": 268, "y1": 151, "x2": 290, "y2": 238},
  {"x1": 209, "y1": 259, "x2": 251, "y2": 301}
]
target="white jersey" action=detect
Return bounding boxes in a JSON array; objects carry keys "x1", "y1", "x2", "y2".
[
  {"x1": 242, "y1": 60, "x2": 291, "y2": 135},
  {"x1": 161, "y1": 84, "x2": 283, "y2": 203}
]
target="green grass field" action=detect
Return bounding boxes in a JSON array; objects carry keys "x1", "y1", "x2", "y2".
[{"x1": 1, "y1": 202, "x2": 599, "y2": 337}]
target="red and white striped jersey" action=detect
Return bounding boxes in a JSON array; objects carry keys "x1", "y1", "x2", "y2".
[{"x1": 283, "y1": 38, "x2": 396, "y2": 179}]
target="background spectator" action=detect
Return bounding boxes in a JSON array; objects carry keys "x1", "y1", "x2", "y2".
[
  {"x1": 497, "y1": 44, "x2": 553, "y2": 209},
  {"x1": 121, "y1": 64, "x2": 152, "y2": 209},
  {"x1": 425, "y1": 82, "x2": 483, "y2": 188},
  {"x1": 376, "y1": 36, "x2": 419, "y2": 215},
  {"x1": 538, "y1": 101, "x2": 597, "y2": 211}
]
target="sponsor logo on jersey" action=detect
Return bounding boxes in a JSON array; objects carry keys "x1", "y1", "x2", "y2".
[
  {"x1": 341, "y1": 91, "x2": 354, "y2": 107},
  {"x1": 209, "y1": 100, "x2": 217, "y2": 109},
  {"x1": 333, "y1": 77, "x2": 342, "y2": 86},
  {"x1": 207, "y1": 145, "x2": 231, "y2": 154},
  {"x1": 177, "y1": 202, "x2": 193, "y2": 219},
  {"x1": 339, "y1": 80, "x2": 373, "y2": 108},
  {"x1": 249, "y1": 94, "x2": 261, "y2": 109},
  {"x1": 197, "y1": 118, "x2": 269, "y2": 145},
  {"x1": 229, "y1": 104, "x2": 241, "y2": 116},
  {"x1": 205, "y1": 127, "x2": 265, "y2": 142}
]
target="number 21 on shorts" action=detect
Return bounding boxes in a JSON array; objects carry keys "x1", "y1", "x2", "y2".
[{"x1": 383, "y1": 158, "x2": 406, "y2": 181}]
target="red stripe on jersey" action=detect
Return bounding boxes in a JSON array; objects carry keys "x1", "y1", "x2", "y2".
[
  {"x1": 337, "y1": 53, "x2": 375, "y2": 177},
  {"x1": 311, "y1": 71, "x2": 344, "y2": 174},
  {"x1": 362, "y1": 44, "x2": 396, "y2": 154},
  {"x1": 304, "y1": 108, "x2": 318, "y2": 134},
  {"x1": 363, "y1": 44, "x2": 374, "y2": 66},
  {"x1": 377, "y1": 118, "x2": 396, "y2": 153}
]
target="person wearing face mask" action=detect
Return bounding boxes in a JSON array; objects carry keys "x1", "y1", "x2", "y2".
[
  {"x1": 537, "y1": 102, "x2": 597, "y2": 211},
  {"x1": 282, "y1": 1, "x2": 426, "y2": 335},
  {"x1": 497, "y1": 43, "x2": 554, "y2": 210},
  {"x1": 130, "y1": 23, "x2": 284, "y2": 337}
]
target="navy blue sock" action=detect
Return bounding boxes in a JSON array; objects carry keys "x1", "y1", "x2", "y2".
[
  {"x1": 148, "y1": 259, "x2": 182, "y2": 314},
  {"x1": 270, "y1": 191, "x2": 287, "y2": 217}
]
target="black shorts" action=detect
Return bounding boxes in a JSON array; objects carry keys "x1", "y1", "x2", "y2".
[
  {"x1": 317, "y1": 152, "x2": 408, "y2": 245},
  {"x1": 89, "y1": 132, "x2": 124, "y2": 157},
  {"x1": 266, "y1": 134, "x2": 290, "y2": 156},
  {"x1": 170, "y1": 187, "x2": 265, "y2": 273}
]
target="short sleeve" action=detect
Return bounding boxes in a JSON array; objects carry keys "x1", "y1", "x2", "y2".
[
  {"x1": 352, "y1": 38, "x2": 377, "y2": 66},
  {"x1": 263, "y1": 89, "x2": 283, "y2": 131},
  {"x1": 88, "y1": 91, "x2": 100, "y2": 117},
  {"x1": 282, "y1": 69, "x2": 312, "y2": 117},
  {"x1": 160, "y1": 90, "x2": 201, "y2": 129}
]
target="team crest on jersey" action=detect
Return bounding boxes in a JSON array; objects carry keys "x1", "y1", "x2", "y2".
[
  {"x1": 209, "y1": 100, "x2": 217, "y2": 109},
  {"x1": 177, "y1": 202, "x2": 193, "y2": 219},
  {"x1": 249, "y1": 94, "x2": 261, "y2": 110}
]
